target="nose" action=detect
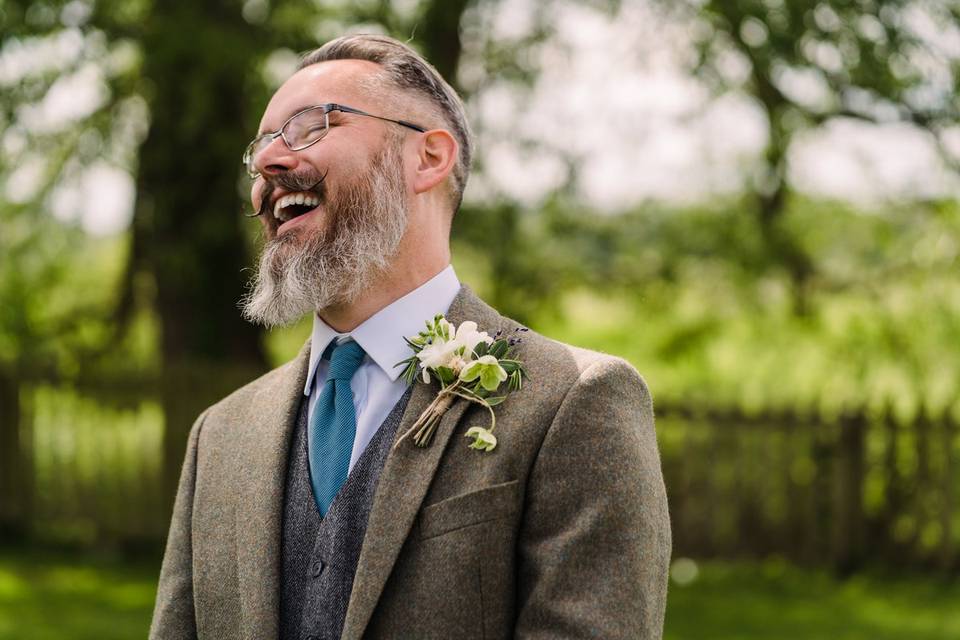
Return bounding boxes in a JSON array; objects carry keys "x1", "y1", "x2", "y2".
[{"x1": 253, "y1": 133, "x2": 297, "y2": 177}]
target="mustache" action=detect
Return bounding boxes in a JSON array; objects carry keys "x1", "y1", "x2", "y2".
[{"x1": 246, "y1": 168, "x2": 329, "y2": 218}]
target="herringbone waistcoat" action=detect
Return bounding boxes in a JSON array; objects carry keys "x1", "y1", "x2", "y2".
[{"x1": 279, "y1": 387, "x2": 413, "y2": 640}]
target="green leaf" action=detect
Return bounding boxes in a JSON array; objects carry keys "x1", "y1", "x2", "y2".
[
  {"x1": 404, "y1": 336, "x2": 425, "y2": 350},
  {"x1": 485, "y1": 395, "x2": 507, "y2": 406},
  {"x1": 489, "y1": 341, "x2": 509, "y2": 359},
  {"x1": 400, "y1": 362, "x2": 419, "y2": 385},
  {"x1": 436, "y1": 366, "x2": 455, "y2": 384},
  {"x1": 508, "y1": 370, "x2": 523, "y2": 392},
  {"x1": 394, "y1": 355, "x2": 417, "y2": 369}
]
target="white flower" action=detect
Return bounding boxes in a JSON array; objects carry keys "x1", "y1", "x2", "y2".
[
  {"x1": 416, "y1": 338, "x2": 460, "y2": 370},
  {"x1": 453, "y1": 320, "x2": 493, "y2": 354},
  {"x1": 415, "y1": 320, "x2": 493, "y2": 375}
]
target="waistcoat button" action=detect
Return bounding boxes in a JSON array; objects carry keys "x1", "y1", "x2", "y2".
[{"x1": 312, "y1": 560, "x2": 325, "y2": 577}]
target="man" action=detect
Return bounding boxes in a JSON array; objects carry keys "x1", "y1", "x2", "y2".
[{"x1": 150, "y1": 34, "x2": 670, "y2": 640}]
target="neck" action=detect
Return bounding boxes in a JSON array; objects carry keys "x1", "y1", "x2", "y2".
[{"x1": 317, "y1": 251, "x2": 450, "y2": 333}]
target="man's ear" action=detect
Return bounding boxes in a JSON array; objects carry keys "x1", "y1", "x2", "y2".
[{"x1": 412, "y1": 129, "x2": 458, "y2": 195}]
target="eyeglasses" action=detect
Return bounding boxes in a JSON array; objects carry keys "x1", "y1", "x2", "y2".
[{"x1": 242, "y1": 103, "x2": 426, "y2": 178}]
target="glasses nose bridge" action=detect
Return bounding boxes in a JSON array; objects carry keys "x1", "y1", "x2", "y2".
[
  {"x1": 252, "y1": 129, "x2": 294, "y2": 173},
  {"x1": 267, "y1": 128, "x2": 289, "y2": 151}
]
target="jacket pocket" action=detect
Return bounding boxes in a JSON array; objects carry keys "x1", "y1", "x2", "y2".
[{"x1": 419, "y1": 479, "x2": 520, "y2": 540}]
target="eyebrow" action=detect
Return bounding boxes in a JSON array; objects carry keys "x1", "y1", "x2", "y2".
[{"x1": 258, "y1": 104, "x2": 325, "y2": 135}]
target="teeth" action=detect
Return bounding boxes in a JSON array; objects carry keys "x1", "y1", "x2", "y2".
[{"x1": 272, "y1": 192, "x2": 321, "y2": 222}]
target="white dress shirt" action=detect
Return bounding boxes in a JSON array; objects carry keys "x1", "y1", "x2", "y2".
[{"x1": 304, "y1": 264, "x2": 461, "y2": 473}]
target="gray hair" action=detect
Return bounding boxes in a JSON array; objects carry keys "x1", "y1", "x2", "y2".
[{"x1": 298, "y1": 34, "x2": 472, "y2": 214}]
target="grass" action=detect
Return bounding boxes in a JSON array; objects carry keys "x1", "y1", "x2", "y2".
[
  {"x1": 2, "y1": 548, "x2": 960, "y2": 639},
  {"x1": 665, "y1": 558, "x2": 960, "y2": 640},
  {"x1": 0, "y1": 547, "x2": 159, "y2": 640}
]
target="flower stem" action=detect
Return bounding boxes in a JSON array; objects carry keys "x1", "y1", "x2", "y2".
[
  {"x1": 448, "y1": 388, "x2": 497, "y2": 433},
  {"x1": 394, "y1": 382, "x2": 459, "y2": 450}
]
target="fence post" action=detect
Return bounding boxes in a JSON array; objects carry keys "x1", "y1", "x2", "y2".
[
  {"x1": 0, "y1": 368, "x2": 32, "y2": 540},
  {"x1": 832, "y1": 412, "x2": 866, "y2": 575},
  {"x1": 939, "y1": 412, "x2": 955, "y2": 571}
]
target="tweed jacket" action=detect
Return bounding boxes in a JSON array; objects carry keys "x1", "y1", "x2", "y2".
[{"x1": 150, "y1": 285, "x2": 671, "y2": 639}]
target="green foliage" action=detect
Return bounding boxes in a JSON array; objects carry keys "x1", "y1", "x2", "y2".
[
  {"x1": 456, "y1": 196, "x2": 960, "y2": 421},
  {"x1": 0, "y1": 1, "x2": 154, "y2": 381},
  {"x1": 682, "y1": 0, "x2": 959, "y2": 137},
  {"x1": 653, "y1": 0, "x2": 960, "y2": 312}
]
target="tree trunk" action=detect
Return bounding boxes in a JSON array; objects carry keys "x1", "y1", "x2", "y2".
[
  {"x1": 419, "y1": 0, "x2": 471, "y2": 92},
  {"x1": 134, "y1": 0, "x2": 269, "y2": 519}
]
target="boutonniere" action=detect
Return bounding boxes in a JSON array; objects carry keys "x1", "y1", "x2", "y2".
[{"x1": 393, "y1": 314, "x2": 528, "y2": 452}]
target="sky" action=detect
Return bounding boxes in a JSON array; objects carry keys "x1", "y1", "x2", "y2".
[{"x1": 2, "y1": 0, "x2": 959, "y2": 236}]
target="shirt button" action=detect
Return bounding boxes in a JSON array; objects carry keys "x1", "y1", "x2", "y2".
[{"x1": 312, "y1": 560, "x2": 324, "y2": 577}]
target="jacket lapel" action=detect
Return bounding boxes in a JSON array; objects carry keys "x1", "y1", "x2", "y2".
[
  {"x1": 236, "y1": 340, "x2": 311, "y2": 640},
  {"x1": 342, "y1": 285, "x2": 503, "y2": 640}
]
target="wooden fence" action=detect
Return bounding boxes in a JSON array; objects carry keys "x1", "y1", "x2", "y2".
[
  {"x1": 10, "y1": 385, "x2": 167, "y2": 549},
  {"x1": 5, "y1": 385, "x2": 960, "y2": 571},
  {"x1": 659, "y1": 405, "x2": 959, "y2": 573}
]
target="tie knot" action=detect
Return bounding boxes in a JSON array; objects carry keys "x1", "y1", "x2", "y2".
[{"x1": 327, "y1": 340, "x2": 366, "y2": 381}]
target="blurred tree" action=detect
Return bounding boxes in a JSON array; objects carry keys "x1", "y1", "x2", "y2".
[
  {"x1": 0, "y1": 0, "x2": 138, "y2": 536},
  {"x1": 662, "y1": 0, "x2": 960, "y2": 313},
  {"x1": 122, "y1": 0, "x2": 271, "y2": 512},
  {"x1": 1, "y1": 0, "x2": 276, "y2": 518}
]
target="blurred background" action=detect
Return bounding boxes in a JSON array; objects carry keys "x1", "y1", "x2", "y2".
[{"x1": 1, "y1": 0, "x2": 959, "y2": 637}]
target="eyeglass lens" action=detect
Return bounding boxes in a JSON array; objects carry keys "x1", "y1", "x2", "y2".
[{"x1": 246, "y1": 108, "x2": 329, "y2": 176}]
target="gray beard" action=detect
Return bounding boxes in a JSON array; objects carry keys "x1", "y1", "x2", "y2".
[{"x1": 240, "y1": 140, "x2": 408, "y2": 328}]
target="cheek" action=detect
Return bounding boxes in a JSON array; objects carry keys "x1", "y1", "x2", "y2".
[{"x1": 250, "y1": 181, "x2": 263, "y2": 209}]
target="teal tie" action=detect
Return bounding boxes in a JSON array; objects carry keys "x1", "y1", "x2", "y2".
[{"x1": 309, "y1": 340, "x2": 366, "y2": 516}]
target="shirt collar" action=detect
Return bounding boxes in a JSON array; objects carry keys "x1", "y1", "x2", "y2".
[{"x1": 304, "y1": 264, "x2": 461, "y2": 395}]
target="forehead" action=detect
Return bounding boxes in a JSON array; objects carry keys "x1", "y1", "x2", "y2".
[{"x1": 259, "y1": 59, "x2": 384, "y2": 130}]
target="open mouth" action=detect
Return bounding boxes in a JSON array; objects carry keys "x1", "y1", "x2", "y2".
[{"x1": 273, "y1": 192, "x2": 321, "y2": 223}]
